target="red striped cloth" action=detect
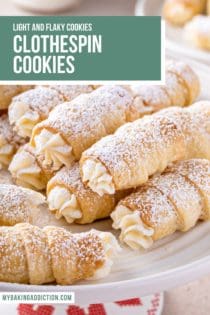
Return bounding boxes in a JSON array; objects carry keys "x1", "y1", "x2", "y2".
[{"x1": 16, "y1": 294, "x2": 163, "y2": 315}]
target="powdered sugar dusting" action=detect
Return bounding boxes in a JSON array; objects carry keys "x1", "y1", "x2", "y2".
[
  {"x1": 49, "y1": 163, "x2": 93, "y2": 201},
  {"x1": 82, "y1": 107, "x2": 190, "y2": 190},
  {"x1": 0, "y1": 85, "x2": 33, "y2": 109},
  {"x1": 121, "y1": 186, "x2": 176, "y2": 229},
  {"x1": 0, "y1": 226, "x2": 28, "y2": 283},
  {"x1": 47, "y1": 163, "x2": 116, "y2": 224},
  {"x1": 82, "y1": 102, "x2": 210, "y2": 191},
  {"x1": 48, "y1": 85, "x2": 94, "y2": 101},
  {"x1": 11, "y1": 87, "x2": 64, "y2": 119},
  {"x1": 32, "y1": 86, "x2": 133, "y2": 159},
  {"x1": 0, "y1": 184, "x2": 44, "y2": 226},
  {"x1": 43, "y1": 226, "x2": 105, "y2": 283},
  {"x1": 150, "y1": 173, "x2": 202, "y2": 229},
  {"x1": 0, "y1": 222, "x2": 115, "y2": 284},
  {"x1": 116, "y1": 159, "x2": 209, "y2": 242},
  {"x1": 186, "y1": 101, "x2": 210, "y2": 159},
  {"x1": 166, "y1": 159, "x2": 210, "y2": 219},
  {"x1": 166, "y1": 59, "x2": 200, "y2": 102},
  {"x1": 130, "y1": 60, "x2": 198, "y2": 113},
  {"x1": 0, "y1": 114, "x2": 25, "y2": 148}
]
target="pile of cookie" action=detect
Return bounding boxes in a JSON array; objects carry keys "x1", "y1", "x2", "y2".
[{"x1": 163, "y1": 0, "x2": 210, "y2": 51}]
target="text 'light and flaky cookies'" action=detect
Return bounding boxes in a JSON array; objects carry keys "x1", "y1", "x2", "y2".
[
  {"x1": 129, "y1": 59, "x2": 200, "y2": 115},
  {"x1": 47, "y1": 163, "x2": 130, "y2": 224},
  {"x1": 0, "y1": 114, "x2": 26, "y2": 169},
  {"x1": 184, "y1": 15, "x2": 210, "y2": 50},
  {"x1": 30, "y1": 85, "x2": 136, "y2": 173},
  {"x1": 9, "y1": 144, "x2": 50, "y2": 190},
  {"x1": 111, "y1": 159, "x2": 210, "y2": 250},
  {"x1": 9, "y1": 85, "x2": 94, "y2": 138},
  {"x1": 0, "y1": 85, "x2": 33, "y2": 110},
  {"x1": 81, "y1": 101, "x2": 210, "y2": 196},
  {"x1": 163, "y1": 0, "x2": 207, "y2": 26},
  {"x1": 0, "y1": 223, "x2": 120, "y2": 285},
  {"x1": 0, "y1": 184, "x2": 45, "y2": 226}
]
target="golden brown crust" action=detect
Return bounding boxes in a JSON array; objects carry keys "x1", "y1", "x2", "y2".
[
  {"x1": 24, "y1": 144, "x2": 55, "y2": 180},
  {"x1": 30, "y1": 86, "x2": 134, "y2": 160},
  {"x1": 0, "y1": 114, "x2": 25, "y2": 149},
  {"x1": 10, "y1": 87, "x2": 64, "y2": 121},
  {"x1": 120, "y1": 186, "x2": 178, "y2": 240},
  {"x1": 9, "y1": 144, "x2": 51, "y2": 191},
  {"x1": 0, "y1": 223, "x2": 109, "y2": 285},
  {"x1": 0, "y1": 85, "x2": 33, "y2": 110},
  {"x1": 47, "y1": 163, "x2": 129, "y2": 224},
  {"x1": 0, "y1": 226, "x2": 29, "y2": 283},
  {"x1": 44, "y1": 226, "x2": 104, "y2": 284},
  {"x1": 81, "y1": 107, "x2": 188, "y2": 191},
  {"x1": 115, "y1": 158, "x2": 210, "y2": 242},
  {"x1": 165, "y1": 159, "x2": 210, "y2": 220},
  {"x1": 16, "y1": 224, "x2": 54, "y2": 285},
  {"x1": 81, "y1": 101, "x2": 210, "y2": 193},
  {"x1": 163, "y1": 0, "x2": 206, "y2": 26},
  {"x1": 129, "y1": 60, "x2": 199, "y2": 116},
  {"x1": 166, "y1": 60, "x2": 200, "y2": 104},
  {"x1": 0, "y1": 184, "x2": 45, "y2": 226}
]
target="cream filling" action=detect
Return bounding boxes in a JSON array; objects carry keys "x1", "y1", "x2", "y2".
[
  {"x1": 90, "y1": 231, "x2": 121, "y2": 280},
  {"x1": 111, "y1": 206, "x2": 154, "y2": 250},
  {"x1": 9, "y1": 102, "x2": 40, "y2": 138},
  {"x1": 34, "y1": 129, "x2": 74, "y2": 171},
  {"x1": 47, "y1": 187, "x2": 82, "y2": 224},
  {"x1": 82, "y1": 159, "x2": 115, "y2": 196},
  {"x1": 0, "y1": 135, "x2": 14, "y2": 169},
  {"x1": 9, "y1": 150, "x2": 45, "y2": 190}
]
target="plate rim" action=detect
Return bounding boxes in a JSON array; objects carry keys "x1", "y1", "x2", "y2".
[{"x1": 1, "y1": 254, "x2": 210, "y2": 305}]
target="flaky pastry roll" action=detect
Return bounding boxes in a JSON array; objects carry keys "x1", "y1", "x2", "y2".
[
  {"x1": 0, "y1": 85, "x2": 33, "y2": 110},
  {"x1": 30, "y1": 85, "x2": 138, "y2": 173},
  {"x1": 111, "y1": 159, "x2": 210, "y2": 250},
  {"x1": 81, "y1": 101, "x2": 210, "y2": 196},
  {"x1": 0, "y1": 184, "x2": 45, "y2": 226},
  {"x1": 165, "y1": 59, "x2": 200, "y2": 104},
  {"x1": 47, "y1": 163, "x2": 129, "y2": 224},
  {"x1": 0, "y1": 114, "x2": 26, "y2": 169},
  {"x1": 184, "y1": 15, "x2": 210, "y2": 51},
  {"x1": 9, "y1": 144, "x2": 50, "y2": 190},
  {"x1": 0, "y1": 223, "x2": 120, "y2": 285},
  {"x1": 163, "y1": 0, "x2": 206, "y2": 26},
  {"x1": 9, "y1": 85, "x2": 94, "y2": 138},
  {"x1": 9, "y1": 87, "x2": 64, "y2": 138},
  {"x1": 129, "y1": 60, "x2": 200, "y2": 115}
]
